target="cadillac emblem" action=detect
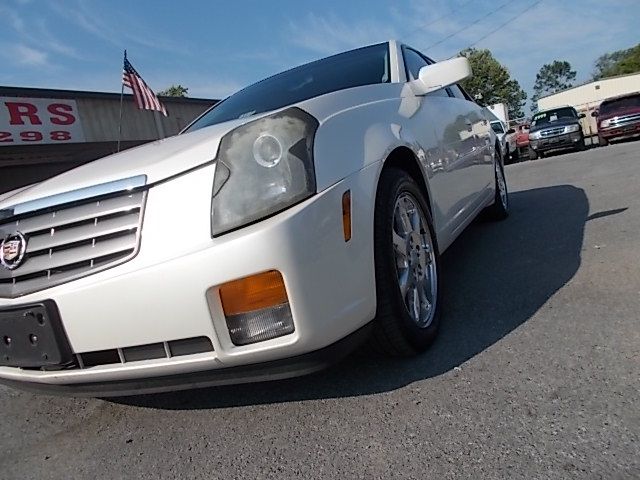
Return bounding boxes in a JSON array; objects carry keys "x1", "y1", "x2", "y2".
[{"x1": 0, "y1": 232, "x2": 27, "y2": 270}]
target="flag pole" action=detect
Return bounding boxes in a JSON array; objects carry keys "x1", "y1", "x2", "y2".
[{"x1": 116, "y1": 49, "x2": 126, "y2": 152}]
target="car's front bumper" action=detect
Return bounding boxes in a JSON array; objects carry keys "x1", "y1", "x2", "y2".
[
  {"x1": 599, "y1": 120, "x2": 640, "y2": 141},
  {"x1": 529, "y1": 132, "x2": 583, "y2": 153},
  {"x1": 0, "y1": 322, "x2": 373, "y2": 397},
  {"x1": 0, "y1": 162, "x2": 380, "y2": 394}
]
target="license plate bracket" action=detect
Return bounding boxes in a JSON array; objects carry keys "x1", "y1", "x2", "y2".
[{"x1": 0, "y1": 301, "x2": 73, "y2": 368}]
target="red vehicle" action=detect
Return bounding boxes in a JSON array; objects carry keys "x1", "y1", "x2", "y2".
[
  {"x1": 594, "y1": 92, "x2": 640, "y2": 146},
  {"x1": 515, "y1": 123, "x2": 530, "y2": 157}
]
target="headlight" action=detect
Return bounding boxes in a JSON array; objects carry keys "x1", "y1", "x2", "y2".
[
  {"x1": 565, "y1": 124, "x2": 580, "y2": 133},
  {"x1": 600, "y1": 119, "x2": 611, "y2": 128},
  {"x1": 529, "y1": 131, "x2": 542, "y2": 140},
  {"x1": 210, "y1": 107, "x2": 318, "y2": 237}
]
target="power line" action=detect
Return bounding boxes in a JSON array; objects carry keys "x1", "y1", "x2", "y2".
[
  {"x1": 403, "y1": 0, "x2": 475, "y2": 41},
  {"x1": 422, "y1": 0, "x2": 511, "y2": 51},
  {"x1": 457, "y1": 0, "x2": 543, "y2": 54}
]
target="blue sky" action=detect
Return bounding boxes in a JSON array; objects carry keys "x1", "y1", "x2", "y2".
[{"x1": 1, "y1": 0, "x2": 638, "y2": 104}]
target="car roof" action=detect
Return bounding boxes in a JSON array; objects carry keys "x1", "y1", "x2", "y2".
[{"x1": 534, "y1": 105, "x2": 577, "y2": 115}]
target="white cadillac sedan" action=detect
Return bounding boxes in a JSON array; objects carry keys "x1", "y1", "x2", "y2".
[{"x1": 0, "y1": 41, "x2": 508, "y2": 396}]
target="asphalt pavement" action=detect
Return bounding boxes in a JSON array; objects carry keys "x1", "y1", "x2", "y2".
[{"x1": 1, "y1": 141, "x2": 639, "y2": 479}]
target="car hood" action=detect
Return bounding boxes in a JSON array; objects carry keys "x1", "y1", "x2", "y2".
[
  {"x1": 599, "y1": 106, "x2": 640, "y2": 122},
  {"x1": 530, "y1": 117, "x2": 580, "y2": 132},
  {"x1": 0, "y1": 116, "x2": 250, "y2": 210}
]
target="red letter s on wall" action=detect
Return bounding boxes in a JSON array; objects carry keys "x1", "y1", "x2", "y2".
[{"x1": 47, "y1": 103, "x2": 76, "y2": 125}]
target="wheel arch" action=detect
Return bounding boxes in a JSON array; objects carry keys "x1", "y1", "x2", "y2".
[{"x1": 379, "y1": 146, "x2": 434, "y2": 219}]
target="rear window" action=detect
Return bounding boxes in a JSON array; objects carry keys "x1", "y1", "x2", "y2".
[
  {"x1": 600, "y1": 95, "x2": 640, "y2": 114},
  {"x1": 491, "y1": 122, "x2": 505, "y2": 134},
  {"x1": 186, "y1": 43, "x2": 390, "y2": 131}
]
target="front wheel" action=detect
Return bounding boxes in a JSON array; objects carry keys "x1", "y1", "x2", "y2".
[
  {"x1": 369, "y1": 168, "x2": 442, "y2": 357},
  {"x1": 528, "y1": 147, "x2": 538, "y2": 160},
  {"x1": 484, "y1": 155, "x2": 509, "y2": 221}
]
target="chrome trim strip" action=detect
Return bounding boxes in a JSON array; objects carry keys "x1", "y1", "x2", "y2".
[
  {"x1": 1, "y1": 175, "x2": 147, "y2": 218},
  {"x1": 607, "y1": 115, "x2": 640, "y2": 129}
]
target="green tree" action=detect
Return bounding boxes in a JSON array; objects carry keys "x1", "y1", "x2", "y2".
[
  {"x1": 459, "y1": 48, "x2": 527, "y2": 119},
  {"x1": 531, "y1": 60, "x2": 576, "y2": 111},
  {"x1": 158, "y1": 84, "x2": 188, "y2": 97},
  {"x1": 593, "y1": 44, "x2": 640, "y2": 79}
]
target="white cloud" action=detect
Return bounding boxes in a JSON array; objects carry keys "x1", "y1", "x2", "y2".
[
  {"x1": 11, "y1": 44, "x2": 50, "y2": 67},
  {"x1": 287, "y1": 12, "x2": 397, "y2": 56},
  {"x1": 0, "y1": 4, "x2": 81, "y2": 62},
  {"x1": 47, "y1": 0, "x2": 188, "y2": 56}
]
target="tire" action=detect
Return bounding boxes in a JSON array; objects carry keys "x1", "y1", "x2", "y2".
[
  {"x1": 369, "y1": 168, "x2": 442, "y2": 357},
  {"x1": 511, "y1": 146, "x2": 520, "y2": 162},
  {"x1": 576, "y1": 137, "x2": 586, "y2": 151},
  {"x1": 528, "y1": 147, "x2": 538, "y2": 160},
  {"x1": 484, "y1": 150, "x2": 509, "y2": 221},
  {"x1": 599, "y1": 136, "x2": 608, "y2": 147}
]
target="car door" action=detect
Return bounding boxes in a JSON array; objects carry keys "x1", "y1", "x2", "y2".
[
  {"x1": 401, "y1": 47, "x2": 490, "y2": 244},
  {"x1": 447, "y1": 83, "x2": 493, "y2": 203}
]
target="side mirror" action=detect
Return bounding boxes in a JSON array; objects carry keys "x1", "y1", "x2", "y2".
[
  {"x1": 506, "y1": 128, "x2": 515, "y2": 135},
  {"x1": 413, "y1": 57, "x2": 472, "y2": 96},
  {"x1": 579, "y1": 113, "x2": 586, "y2": 118},
  {"x1": 591, "y1": 110, "x2": 599, "y2": 117}
]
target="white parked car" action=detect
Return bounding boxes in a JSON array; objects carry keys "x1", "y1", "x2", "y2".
[
  {"x1": 490, "y1": 119, "x2": 517, "y2": 162},
  {"x1": 0, "y1": 41, "x2": 508, "y2": 396}
]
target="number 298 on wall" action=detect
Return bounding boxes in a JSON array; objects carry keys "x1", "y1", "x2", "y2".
[{"x1": 0, "y1": 98, "x2": 85, "y2": 146}]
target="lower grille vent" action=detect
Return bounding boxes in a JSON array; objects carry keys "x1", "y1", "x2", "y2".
[{"x1": 76, "y1": 336, "x2": 214, "y2": 369}]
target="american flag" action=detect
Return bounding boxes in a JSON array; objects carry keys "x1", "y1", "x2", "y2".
[{"x1": 122, "y1": 52, "x2": 167, "y2": 116}]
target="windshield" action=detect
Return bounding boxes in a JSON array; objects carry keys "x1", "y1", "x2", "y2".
[
  {"x1": 600, "y1": 95, "x2": 640, "y2": 114},
  {"x1": 491, "y1": 122, "x2": 505, "y2": 134},
  {"x1": 532, "y1": 107, "x2": 577, "y2": 126},
  {"x1": 186, "y1": 43, "x2": 390, "y2": 131}
]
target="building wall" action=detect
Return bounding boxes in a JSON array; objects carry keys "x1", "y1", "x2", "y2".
[
  {"x1": 0, "y1": 86, "x2": 217, "y2": 194},
  {"x1": 537, "y1": 73, "x2": 640, "y2": 137}
]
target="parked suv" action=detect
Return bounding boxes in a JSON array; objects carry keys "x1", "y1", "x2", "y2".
[
  {"x1": 528, "y1": 106, "x2": 586, "y2": 159},
  {"x1": 594, "y1": 92, "x2": 640, "y2": 146}
]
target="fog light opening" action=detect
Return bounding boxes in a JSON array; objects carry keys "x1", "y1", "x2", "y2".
[{"x1": 219, "y1": 271, "x2": 294, "y2": 345}]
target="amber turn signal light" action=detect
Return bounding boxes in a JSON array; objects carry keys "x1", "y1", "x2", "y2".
[
  {"x1": 219, "y1": 270, "x2": 288, "y2": 316},
  {"x1": 342, "y1": 190, "x2": 352, "y2": 242}
]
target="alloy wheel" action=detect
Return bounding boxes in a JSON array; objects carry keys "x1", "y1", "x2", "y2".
[{"x1": 392, "y1": 193, "x2": 438, "y2": 328}]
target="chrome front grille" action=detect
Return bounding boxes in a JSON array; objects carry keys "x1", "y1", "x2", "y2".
[
  {"x1": 539, "y1": 126, "x2": 566, "y2": 137},
  {"x1": 0, "y1": 190, "x2": 146, "y2": 298},
  {"x1": 608, "y1": 113, "x2": 640, "y2": 128}
]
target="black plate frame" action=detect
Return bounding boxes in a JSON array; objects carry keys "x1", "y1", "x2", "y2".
[{"x1": 0, "y1": 300, "x2": 73, "y2": 368}]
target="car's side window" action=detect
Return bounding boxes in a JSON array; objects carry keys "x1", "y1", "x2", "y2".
[
  {"x1": 448, "y1": 84, "x2": 467, "y2": 100},
  {"x1": 403, "y1": 48, "x2": 429, "y2": 81}
]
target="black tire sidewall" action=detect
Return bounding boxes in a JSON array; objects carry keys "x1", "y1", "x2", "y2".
[
  {"x1": 495, "y1": 159, "x2": 509, "y2": 214},
  {"x1": 374, "y1": 169, "x2": 442, "y2": 352}
]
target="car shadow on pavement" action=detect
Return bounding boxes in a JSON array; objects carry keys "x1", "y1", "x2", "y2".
[{"x1": 112, "y1": 184, "x2": 589, "y2": 410}]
